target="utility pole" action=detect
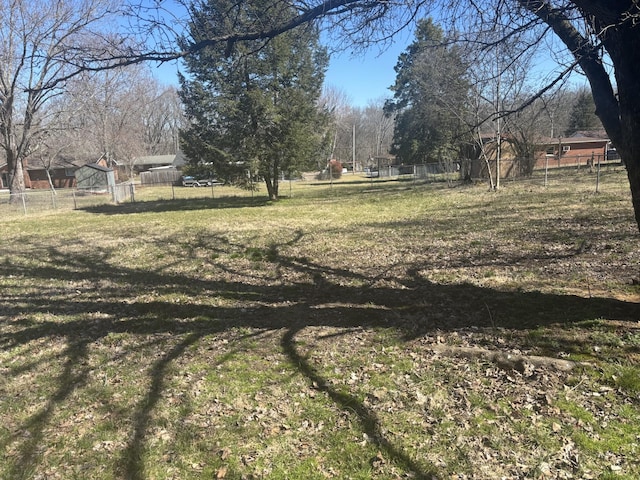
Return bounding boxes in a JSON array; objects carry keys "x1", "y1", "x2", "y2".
[
  {"x1": 352, "y1": 124, "x2": 356, "y2": 173},
  {"x1": 496, "y1": 111, "x2": 501, "y2": 190},
  {"x1": 495, "y1": 38, "x2": 502, "y2": 191}
]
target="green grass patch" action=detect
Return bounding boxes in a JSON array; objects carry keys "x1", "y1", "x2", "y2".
[{"x1": 1, "y1": 169, "x2": 639, "y2": 479}]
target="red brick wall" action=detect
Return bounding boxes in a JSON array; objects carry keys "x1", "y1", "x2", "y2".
[
  {"x1": 27, "y1": 169, "x2": 77, "y2": 189},
  {"x1": 535, "y1": 140, "x2": 608, "y2": 169}
]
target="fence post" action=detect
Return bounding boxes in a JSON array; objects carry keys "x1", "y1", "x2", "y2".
[
  {"x1": 21, "y1": 192, "x2": 27, "y2": 215},
  {"x1": 130, "y1": 183, "x2": 135, "y2": 203},
  {"x1": 596, "y1": 155, "x2": 601, "y2": 193}
]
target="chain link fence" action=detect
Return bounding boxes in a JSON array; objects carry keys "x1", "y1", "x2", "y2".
[
  {"x1": 0, "y1": 182, "x2": 135, "y2": 218},
  {"x1": 1, "y1": 160, "x2": 627, "y2": 219},
  {"x1": 372, "y1": 157, "x2": 624, "y2": 188}
]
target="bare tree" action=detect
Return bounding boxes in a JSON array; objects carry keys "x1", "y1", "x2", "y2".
[
  {"x1": 38, "y1": 66, "x2": 184, "y2": 181},
  {"x1": 537, "y1": 87, "x2": 576, "y2": 140},
  {"x1": 76, "y1": 70, "x2": 146, "y2": 169},
  {"x1": 452, "y1": 1, "x2": 640, "y2": 230},
  {"x1": 0, "y1": 0, "x2": 126, "y2": 199},
  {"x1": 4, "y1": 0, "x2": 640, "y2": 229},
  {"x1": 318, "y1": 85, "x2": 354, "y2": 168},
  {"x1": 318, "y1": 88, "x2": 394, "y2": 172},
  {"x1": 141, "y1": 86, "x2": 184, "y2": 156},
  {"x1": 362, "y1": 98, "x2": 395, "y2": 160},
  {"x1": 69, "y1": 67, "x2": 183, "y2": 174}
]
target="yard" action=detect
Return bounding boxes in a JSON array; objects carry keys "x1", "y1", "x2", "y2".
[{"x1": 1, "y1": 168, "x2": 639, "y2": 479}]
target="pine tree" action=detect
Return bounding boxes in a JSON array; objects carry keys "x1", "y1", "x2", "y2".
[
  {"x1": 178, "y1": 0, "x2": 328, "y2": 200},
  {"x1": 565, "y1": 88, "x2": 601, "y2": 136},
  {"x1": 384, "y1": 19, "x2": 471, "y2": 164}
]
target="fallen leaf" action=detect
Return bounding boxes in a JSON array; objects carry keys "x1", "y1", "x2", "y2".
[
  {"x1": 216, "y1": 466, "x2": 227, "y2": 478},
  {"x1": 219, "y1": 448, "x2": 231, "y2": 460}
]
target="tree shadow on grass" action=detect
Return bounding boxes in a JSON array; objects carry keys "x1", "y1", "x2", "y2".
[
  {"x1": 1, "y1": 239, "x2": 639, "y2": 479},
  {"x1": 3, "y1": 336, "x2": 92, "y2": 480},
  {"x1": 280, "y1": 326, "x2": 440, "y2": 478},
  {"x1": 80, "y1": 195, "x2": 271, "y2": 215}
]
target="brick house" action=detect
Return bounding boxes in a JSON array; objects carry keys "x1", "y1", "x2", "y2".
[
  {"x1": 534, "y1": 131, "x2": 615, "y2": 170},
  {"x1": 0, "y1": 162, "x2": 12, "y2": 189},
  {"x1": 0, "y1": 155, "x2": 115, "y2": 189},
  {"x1": 0, "y1": 161, "x2": 37, "y2": 189},
  {"x1": 24, "y1": 158, "x2": 85, "y2": 189}
]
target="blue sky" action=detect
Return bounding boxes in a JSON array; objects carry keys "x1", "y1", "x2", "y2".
[
  {"x1": 146, "y1": 0, "x2": 414, "y2": 107},
  {"x1": 146, "y1": 1, "x2": 586, "y2": 109},
  {"x1": 152, "y1": 34, "x2": 413, "y2": 109},
  {"x1": 321, "y1": 36, "x2": 412, "y2": 107}
]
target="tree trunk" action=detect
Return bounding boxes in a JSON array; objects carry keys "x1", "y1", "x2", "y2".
[
  {"x1": 7, "y1": 150, "x2": 26, "y2": 204},
  {"x1": 263, "y1": 158, "x2": 279, "y2": 201},
  {"x1": 520, "y1": 0, "x2": 640, "y2": 232},
  {"x1": 625, "y1": 159, "x2": 640, "y2": 230},
  {"x1": 601, "y1": 23, "x2": 640, "y2": 233},
  {"x1": 264, "y1": 171, "x2": 278, "y2": 200},
  {"x1": 272, "y1": 160, "x2": 279, "y2": 200},
  {"x1": 45, "y1": 168, "x2": 58, "y2": 194}
]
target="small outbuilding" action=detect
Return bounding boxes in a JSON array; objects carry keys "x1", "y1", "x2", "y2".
[{"x1": 75, "y1": 163, "x2": 116, "y2": 192}]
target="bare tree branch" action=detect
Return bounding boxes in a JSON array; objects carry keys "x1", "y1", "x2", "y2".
[{"x1": 517, "y1": 0, "x2": 621, "y2": 145}]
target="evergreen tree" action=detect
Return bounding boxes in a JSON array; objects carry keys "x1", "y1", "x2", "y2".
[
  {"x1": 384, "y1": 19, "x2": 470, "y2": 164},
  {"x1": 565, "y1": 88, "x2": 601, "y2": 136},
  {"x1": 178, "y1": 0, "x2": 328, "y2": 200}
]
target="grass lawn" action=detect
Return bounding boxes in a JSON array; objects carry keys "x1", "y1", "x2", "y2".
[{"x1": 1, "y1": 169, "x2": 639, "y2": 479}]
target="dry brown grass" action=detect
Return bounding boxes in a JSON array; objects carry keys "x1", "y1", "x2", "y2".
[{"x1": 1, "y1": 168, "x2": 639, "y2": 479}]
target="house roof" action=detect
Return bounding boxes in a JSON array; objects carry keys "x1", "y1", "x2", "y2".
[
  {"x1": 26, "y1": 157, "x2": 87, "y2": 171},
  {"x1": 134, "y1": 154, "x2": 175, "y2": 166},
  {"x1": 133, "y1": 151, "x2": 187, "y2": 167},
  {"x1": 79, "y1": 162, "x2": 113, "y2": 172},
  {"x1": 537, "y1": 136, "x2": 610, "y2": 146},
  {"x1": 567, "y1": 129, "x2": 608, "y2": 139}
]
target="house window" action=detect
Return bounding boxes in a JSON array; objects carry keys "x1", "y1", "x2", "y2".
[
  {"x1": 65, "y1": 168, "x2": 75, "y2": 177},
  {"x1": 545, "y1": 146, "x2": 555, "y2": 155},
  {"x1": 562, "y1": 145, "x2": 571, "y2": 153}
]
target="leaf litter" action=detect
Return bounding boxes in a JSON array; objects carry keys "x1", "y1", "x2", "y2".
[{"x1": 1, "y1": 171, "x2": 639, "y2": 479}]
